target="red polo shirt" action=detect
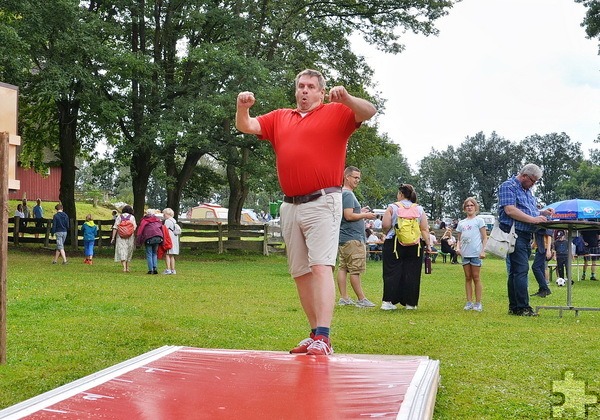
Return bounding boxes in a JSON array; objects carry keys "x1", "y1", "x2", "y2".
[{"x1": 257, "y1": 103, "x2": 358, "y2": 196}]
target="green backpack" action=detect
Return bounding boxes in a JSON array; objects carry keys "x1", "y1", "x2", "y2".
[{"x1": 393, "y1": 202, "x2": 421, "y2": 257}]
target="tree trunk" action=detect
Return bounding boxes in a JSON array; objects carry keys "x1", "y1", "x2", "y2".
[
  {"x1": 131, "y1": 148, "x2": 153, "y2": 222},
  {"x1": 56, "y1": 97, "x2": 80, "y2": 222},
  {"x1": 226, "y1": 145, "x2": 250, "y2": 233},
  {"x1": 165, "y1": 147, "x2": 206, "y2": 219}
]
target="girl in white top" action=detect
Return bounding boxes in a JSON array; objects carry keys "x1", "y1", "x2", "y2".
[
  {"x1": 456, "y1": 197, "x2": 488, "y2": 312},
  {"x1": 162, "y1": 207, "x2": 180, "y2": 274}
]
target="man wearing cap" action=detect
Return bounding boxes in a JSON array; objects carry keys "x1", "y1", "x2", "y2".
[
  {"x1": 498, "y1": 163, "x2": 555, "y2": 316},
  {"x1": 236, "y1": 69, "x2": 376, "y2": 355}
]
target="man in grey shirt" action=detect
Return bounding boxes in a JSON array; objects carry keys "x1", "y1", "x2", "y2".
[{"x1": 336, "y1": 166, "x2": 377, "y2": 307}]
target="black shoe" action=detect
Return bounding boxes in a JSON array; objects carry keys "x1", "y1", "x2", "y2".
[
  {"x1": 591, "y1": 276, "x2": 598, "y2": 281},
  {"x1": 147, "y1": 271, "x2": 153, "y2": 274},
  {"x1": 152, "y1": 270, "x2": 158, "y2": 275},
  {"x1": 515, "y1": 307, "x2": 538, "y2": 317},
  {"x1": 545, "y1": 289, "x2": 552, "y2": 296},
  {"x1": 530, "y1": 291, "x2": 546, "y2": 297}
]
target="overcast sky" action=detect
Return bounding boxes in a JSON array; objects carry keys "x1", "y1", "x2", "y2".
[{"x1": 356, "y1": 0, "x2": 600, "y2": 168}]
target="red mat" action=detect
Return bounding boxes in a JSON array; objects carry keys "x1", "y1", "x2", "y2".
[{"x1": 0, "y1": 346, "x2": 439, "y2": 419}]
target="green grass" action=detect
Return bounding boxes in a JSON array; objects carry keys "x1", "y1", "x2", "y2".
[
  {"x1": 1, "y1": 247, "x2": 600, "y2": 418},
  {"x1": 8, "y1": 199, "x2": 116, "y2": 220}
]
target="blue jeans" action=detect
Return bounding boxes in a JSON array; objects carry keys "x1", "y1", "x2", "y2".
[
  {"x1": 145, "y1": 244, "x2": 159, "y2": 271},
  {"x1": 531, "y1": 233, "x2": 550, "y2": 293},
  {"x1": 507, "y1": 232, "x2": 532, "y2": 311}
]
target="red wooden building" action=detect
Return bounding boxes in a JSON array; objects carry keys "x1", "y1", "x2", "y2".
[{"x1": 8, "y1": 164, "x2": 61, "y2": 202}]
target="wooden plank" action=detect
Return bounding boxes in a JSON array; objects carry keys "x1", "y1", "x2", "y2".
[{"x1": 1, "y1": 131, "x2": 9, "y2": 364}]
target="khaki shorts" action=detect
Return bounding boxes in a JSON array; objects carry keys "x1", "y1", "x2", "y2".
[
  {"x1": 338, "y1": 240, "x2": 367, "y2": 274},
  {"x1": 280, "y1": 192, "x2": 342, "y2": 278}
]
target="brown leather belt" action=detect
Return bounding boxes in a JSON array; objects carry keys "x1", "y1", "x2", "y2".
[{"x1": 283, "y1": 187, "x2": 342, "y2": 204}]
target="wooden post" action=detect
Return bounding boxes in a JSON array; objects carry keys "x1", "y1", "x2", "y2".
[
  {"x1": 1, "y1": 132, "x2": 9, "y2": 364},
  {"x1": 263, "y1": 223, "x2": 269, "y2": 256},
  {"x1": 217, "y1": 223, "x2": 224, "y2": 254}
]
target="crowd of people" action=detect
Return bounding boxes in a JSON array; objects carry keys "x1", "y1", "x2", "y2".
[
  {"x1": 12, "y1": 67, "x2": 598, "y2": 358},
  {"x1": 13, "y1": 200, "x2": 181, "y2": 274}
]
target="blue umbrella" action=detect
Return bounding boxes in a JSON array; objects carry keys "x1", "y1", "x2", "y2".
[{"x1": 544, "y1": 199, "x2": 600, "y2": 220}]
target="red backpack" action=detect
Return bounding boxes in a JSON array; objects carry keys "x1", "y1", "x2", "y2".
[{"x1": 117, "y1": 214, "x2": 134, "y2": 239}]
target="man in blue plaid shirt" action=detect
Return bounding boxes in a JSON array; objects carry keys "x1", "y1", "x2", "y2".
[{"x1": 498, "y1": 163, "x2": 555, "y2": 316}]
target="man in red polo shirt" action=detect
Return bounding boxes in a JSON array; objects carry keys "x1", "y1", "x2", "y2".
[{"x1": 236, "y1": 69, "x2": 376, "y2": 355}]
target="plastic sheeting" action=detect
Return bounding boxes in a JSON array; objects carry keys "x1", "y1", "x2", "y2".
[{"x1": 0, "y1": 347, "x2": 440, "y2": 419}]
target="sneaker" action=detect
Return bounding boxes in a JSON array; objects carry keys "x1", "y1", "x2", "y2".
[
  {"x1": 171, "y1": 270, "x2": 176, "y2": 275},
  {"x1": 163, "y1": 269, "x2": 172, "y2": 275},
  {"x1": 381, "y1": 301, "x2": 397, "y2": 311},
  {"x1": 338, "y1": 297, "x2": 355, "y2": 306},
  {"x1": 52, "y1": 261, "x2": 57, "y2": 264},
  {"x1": 290, "y1": 334, "x2": 315, "y2": 354},
  {"x1": 530, "y1": 290, "x2": 547, "y2": 298},
  {"x1": 544, "y1": 289, "x2": 552, "y2": 296},
  {"x1": 464, "y1": 301, "x2": 474, "y2": 310},
  {"x1": 147, "y1": 271, "x2": 153, "y2": 275},
  {"x1": 355, "y1": 298, "x2": 376, "y2": 308},
  {"x1": 473, "y1": 302, "x2": 483, "y2": 312},
  {"x1": 306, "y1": 336, "x2": 333, "y2": 355},
  {"x1": 152, "y1": 270, "x2": 158, "y2": 275},
  {"x1": 62, "y1": 261, "x2": 68, "y2": 265},
  {"x1": 515, "y1": 307, "x2": 538, "y2": 317},
  {"x1": 405, "y1": 305, "x2": 418, "y2": 310},
  {"x1": 591, "y1": 275, "x2": 598, "y2": 281},
  {"x1": 83, "y1": 258, "x2": 88, "y2": 264}
]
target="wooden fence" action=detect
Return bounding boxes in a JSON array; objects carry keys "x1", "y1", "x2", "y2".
[{"x1": 7, "y1": 217, "x2": 284, "y2": 256}]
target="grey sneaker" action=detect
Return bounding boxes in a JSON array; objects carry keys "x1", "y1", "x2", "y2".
[
  {"x1": 355, "y1": 298, "x2": 376, "y2": 308},
  {"x1": 464, "y1": 301, "x2": 474, "y2": 310},
  {"x1": 338, "y1": 297, "x2": 355, "y2": 306},
  {"x1": 473, "y1": 302, "x2": 483, "y2": 312},
  {"x1": 405, "y1": 305, "x2": 418, "y2": 310}
]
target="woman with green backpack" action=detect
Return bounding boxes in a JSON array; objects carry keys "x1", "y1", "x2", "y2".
[{"x1": 380, "y1": 183, "x2": 432, "y2": 311}]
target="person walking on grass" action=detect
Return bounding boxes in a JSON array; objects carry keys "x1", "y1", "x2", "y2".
[
  {"x1": 51, "y1": 204, "x2": 69, "y2": 265},
  {"x1": 111, "y1": 205, "x2": 137, "y2": 273},
  {"x1": 81, "y1": 214, "x2": 98, "y2": 265},
  {"x1": 136, "y1": 209, "x2": 164, "y2": 275},
  {"x1": 456, "y1": 197, "x2": 487, "y2": 311},
  {"x1": 336, "y1": 166, "x2": 377, "y2": 308},
  {"x1": 236, "y1": 69, "x2": 376, "y2": 355}
]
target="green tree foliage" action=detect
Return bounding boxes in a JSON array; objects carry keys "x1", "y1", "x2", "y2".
[
  {"x1": 555, "y1": 160, "x2": 600, "y2": 200},
  {"x1": 417, "y1": 149, "x2": 456, "y2": 219},
  {"x1": 576, "y1": 0, "x2": 600, "y2": 53},
  {"x1": 418, "y1": 133, "x2": 522, "y2": 218},
  {"x1": 0, "y1": 0, "x2": 108, "y2": 220},
  {"x1": 353, "y1": 143, "x2": 414, "y2": 209},
  {"x1": 453, "y1": 132, "x2": 523, "y2": 213},
  {"x1": 519, "y1": 132, "x2": 583, "y2": 204}
]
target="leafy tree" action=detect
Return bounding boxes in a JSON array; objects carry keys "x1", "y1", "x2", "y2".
[
  {"x1": 417, "y1": 149, "x2": 455, "y2": 219},
  {"x1": 576, "y1": 0, "x2": 600, "y2": 54},
  {"x1": 354, "y1": 143, "x2": 414, "y2": 209},
  {"x1": 555, "y1": 160, "x2": 600, "y2": 200},
  {"x1": 519, "y1": 133, "x2": 583, "y2": 204},
  {"x1": 454, "y1": 132, "x2": 523, "y2": 212},
  {"x1": 0, "y1": 0, "x2": 108, "y2": 220}
]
